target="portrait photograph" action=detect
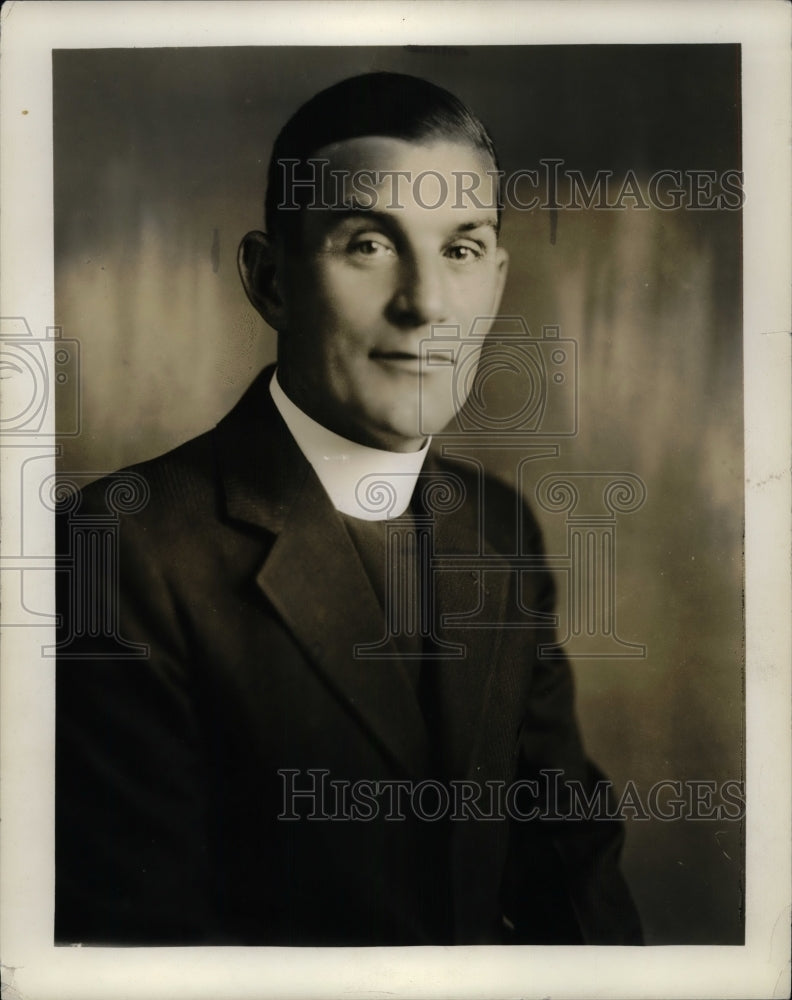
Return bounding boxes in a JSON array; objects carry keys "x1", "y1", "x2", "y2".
[{"x1": 0, "y1": 3, "x2": 789, "y2": 1000}]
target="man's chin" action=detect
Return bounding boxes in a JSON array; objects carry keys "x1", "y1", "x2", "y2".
[
  {"x1": 354, "y1": 414, "x2": 427, "y2": 453},
  {"x1": 353, "y1": 397, "x2": 457, "y2": 451},
  {"x1": 374, "y1": 427, "x2": 428, "y2": 454}
]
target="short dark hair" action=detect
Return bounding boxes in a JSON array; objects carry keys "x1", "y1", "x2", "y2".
[{"x1": 264, "y1": 71, "x2": 502, "y2": 242}]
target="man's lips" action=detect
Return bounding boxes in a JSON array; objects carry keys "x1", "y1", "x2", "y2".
[
  {"x1": 369, "y1": 349, "x2": 423, "y2": 373},
  {"x1": 370, "y1": 348, "x2": 455, "y2": 368}
]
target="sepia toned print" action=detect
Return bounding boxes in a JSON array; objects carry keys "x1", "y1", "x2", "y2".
[{"x1": 47, "y1": 47, "x2": 745, "y2": 947}]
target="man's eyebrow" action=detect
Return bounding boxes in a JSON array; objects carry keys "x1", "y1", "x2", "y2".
[
  {"x1": 315, "y1": 207, "x2": 401, "y2": 241},
  {"x1": 454, "y1": 218, "x2": 499, "y2": 234},
  {"x1": 325, "y1": 207, "x2": 499, "y2": 235},
  {"x1": 331, "y1": 206, "x2": 393, "y2": 225}
]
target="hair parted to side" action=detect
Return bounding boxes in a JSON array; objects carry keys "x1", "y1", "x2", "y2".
[{"x1": 264, "y1": 71, "x2": 502, "y2": 242}]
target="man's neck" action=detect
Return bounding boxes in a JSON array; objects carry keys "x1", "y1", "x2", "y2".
[{"x1": 269, "y1": 369, "x2": 430, "y2": 521}]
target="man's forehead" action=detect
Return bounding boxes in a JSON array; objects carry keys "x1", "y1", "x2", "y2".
[
  {"x1": 303, "y1": 134, "x2": 501, "y2": 218},
  {"x1": 314, "y1": 134, "x2": 493, "y2": 172}
]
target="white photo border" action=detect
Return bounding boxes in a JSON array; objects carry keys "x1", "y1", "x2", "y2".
[{"x1": 1, "y1": 2, "x2": 789, "y2": 998}]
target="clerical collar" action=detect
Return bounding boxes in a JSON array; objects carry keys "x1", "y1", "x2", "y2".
[{"x1": 269, "y1": 369, "x2": 430, "y2": 521}]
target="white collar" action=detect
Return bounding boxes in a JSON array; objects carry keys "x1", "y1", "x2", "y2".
[{"x1": 269, "y1": 369, "x2": 430, "y2": 521}]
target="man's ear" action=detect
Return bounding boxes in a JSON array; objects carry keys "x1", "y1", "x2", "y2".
[{"x1": 238, "y1": 230, "x2": 287, "y2": 331}]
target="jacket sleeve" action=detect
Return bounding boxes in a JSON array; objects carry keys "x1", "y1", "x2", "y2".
[
  {"x1": 499, "y1": 504, "x2": 644, "y2": 945},
  {"x1": 55, "y1": 491, "x2": 220, "y2": 945}
]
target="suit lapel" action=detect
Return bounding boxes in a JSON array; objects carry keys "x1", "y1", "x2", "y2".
[
  {"x1": 215, "y1": 368, "x2": 430, "y2": 777},
  {"x1": 257, "y1": 478, "x2": 431, "y2": 777}
]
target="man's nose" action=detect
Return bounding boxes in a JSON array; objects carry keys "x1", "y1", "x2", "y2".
[{"x1": 386, "y1": 252, "x2": 449, "y2": 328}]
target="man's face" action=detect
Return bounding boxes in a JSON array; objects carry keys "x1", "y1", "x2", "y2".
[{"x1": 273, "y1": 136, "x2": 508, "y2": 452}]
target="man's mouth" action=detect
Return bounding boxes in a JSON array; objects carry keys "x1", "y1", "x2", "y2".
[
  {"x1": 372, "y1": 350, "x2": 419, "y2": 360},
  {"x1": 369, "y1": 350, "x2": 424, "y2": 373},
  {"x1": 370, "y1": 348, "x2": 455, "y2": 370}
]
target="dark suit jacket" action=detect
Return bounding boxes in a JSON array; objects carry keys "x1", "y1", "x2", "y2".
[{"x1": 55, "y1": 367, "x2": 642, "y2": 946}]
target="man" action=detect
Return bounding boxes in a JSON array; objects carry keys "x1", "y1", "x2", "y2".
[{"x1": 56, "y1": 72, "x2": 642, "y2": 946}]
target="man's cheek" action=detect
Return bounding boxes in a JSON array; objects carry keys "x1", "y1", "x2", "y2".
[{"x1": 415, "y1": 370, "x2": 457, "y2": 432}]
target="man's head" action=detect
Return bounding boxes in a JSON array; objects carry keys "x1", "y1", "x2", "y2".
[{"x1": 239, "y1": 72, "x2": 508, "y2": 452}]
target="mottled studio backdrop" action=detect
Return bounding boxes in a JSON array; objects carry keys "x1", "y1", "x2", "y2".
[{"x1": 53, "y1": 45, "x2": 743, "y2": 944}]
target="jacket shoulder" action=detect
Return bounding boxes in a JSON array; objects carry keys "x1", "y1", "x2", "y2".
[{"x1": 61, "y1": 429, "x2": 219, "y2": 536}]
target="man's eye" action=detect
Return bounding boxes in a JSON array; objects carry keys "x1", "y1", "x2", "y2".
[
  {"x1": 349, "y1": 238, "x2": 394, "y2": 257},
  {"x1": 445, "y1": 242, "x2": 483, "y2": 262}
]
